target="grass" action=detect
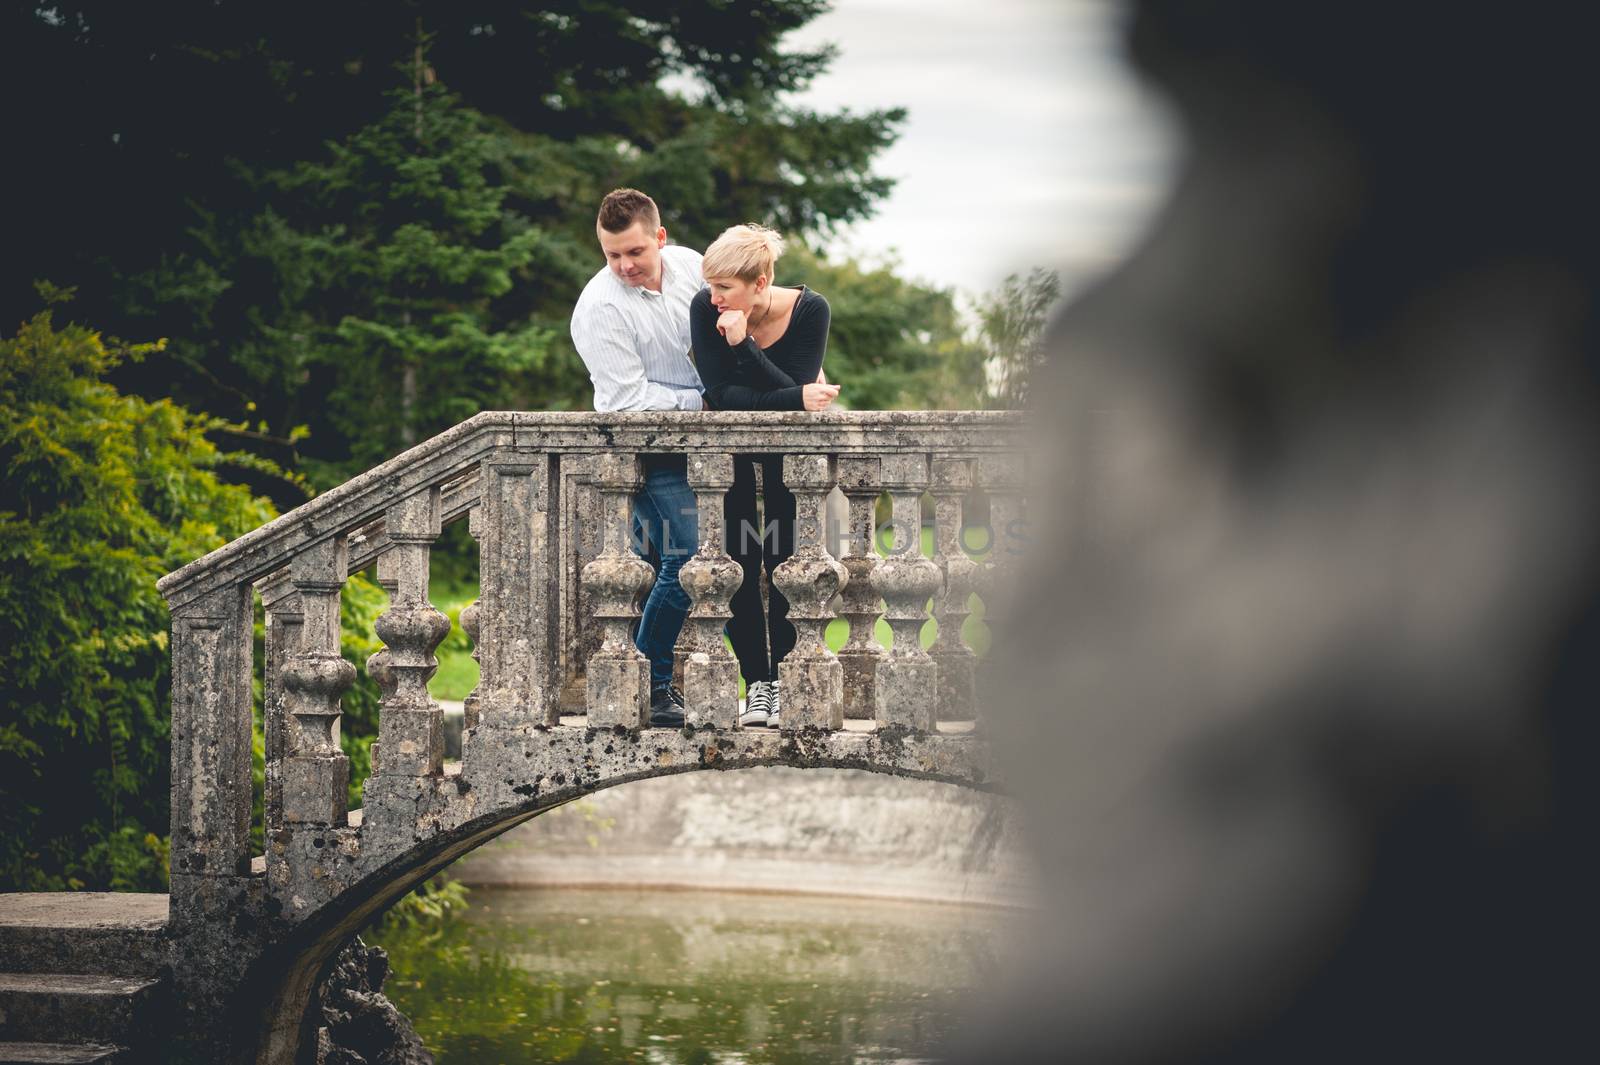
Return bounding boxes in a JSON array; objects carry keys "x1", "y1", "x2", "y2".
[
  {"x1": 424, "y1": 525, "x2": 990, "y2": 702},
  {"x1": 428, "y1": 578, "x2": 480, "y2": 702}
]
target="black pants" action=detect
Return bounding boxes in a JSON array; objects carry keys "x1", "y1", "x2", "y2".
[{"x1": 724, "y1": 454, "x2": 797, "y2": 684}]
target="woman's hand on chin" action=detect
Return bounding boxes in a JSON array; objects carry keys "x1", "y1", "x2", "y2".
[
  {"x1": 716, "y1": 309, "x2": 749, "y2": 346},
  {"x1": 802, "y1": 382, "x2": 841, "y2": 411}
]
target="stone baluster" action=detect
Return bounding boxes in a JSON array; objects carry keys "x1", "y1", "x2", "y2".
[
  {"x1": 930, "y1": 457, "x2": 979, "y2": 721},
  {"x1": 772, "y1": 454, "x2": 847, "y2": 730},
  {"x1": 458, "y1": 507, "x2": 482, "y2": 730},
  {"x1": 280, "y1": 537, "x2": 356, "y2": 826},
  {"x1": 364, "y1": 557, "x2": 399, "y2": 760},
  {"x1": 370, "y1": 490, "x2": 451, "y2": 778},
  {"x1": 260, "y1": 577, "x2": 303, "y2": 840},
  {"x1": 168, "y1": 584, "x2": 253, "y2": 881},
  {"x1": 974, "y1": 455, "x2": 1025, "y2": 723},
  {"x1": 582, "y1": 452, "x2": 655, "y2": 727},
  {"x1": 677, "y1": 453, "x2": 743, "y2": 728},
  {"x1": 834, "y1": 456, "x2": 884, "y2": 720},
  {"x1": 871, "y1": 454, "x2": 943, "y2": 730}
]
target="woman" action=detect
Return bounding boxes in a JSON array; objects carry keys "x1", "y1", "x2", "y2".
[{"x1": 690, "y1": 223, "x2": 839, "y2": 727}]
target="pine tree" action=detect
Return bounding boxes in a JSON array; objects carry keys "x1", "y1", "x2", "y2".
[
  {"x1": 0, "y1": 287, "x2": 278, "y2": 889},
  {"x1": 239, "y1": 45, "x2": 555, "y2": 474},
  {"x1": 2, "y1": 2, "x2": 906, "y2": 472}
]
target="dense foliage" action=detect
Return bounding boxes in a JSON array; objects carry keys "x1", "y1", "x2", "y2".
[
  {"x1": 0, "y1": 291, "x2": 390, "y2": 890},
  {"x1": 228, "y1": 81, "x2": 555, "y2": 476},
  {"x1": 0, "y1": 291, "x2": 278, "y2": 889},
  {"x1": 2, "y1": 1, "x2": 984, "y2": 491},
  {"x1": 780, "y1": 246, "x2": 986, "y2": 410},
  {"x1": 0, "y1": 2, "x2": 1001, "y2": 892},
  {"x1": 972, "y1": 268, "x2": 1062, "y2": 407}
]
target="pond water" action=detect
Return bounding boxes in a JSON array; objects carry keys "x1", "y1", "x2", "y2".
[{"x1": 369, "y1": 886, "x2": 1019, "y2": 1064}]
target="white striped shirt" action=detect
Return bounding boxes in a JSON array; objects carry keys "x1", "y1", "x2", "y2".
[{"x1": 570, "y1": 243, "x2": 706, "y2": 411}]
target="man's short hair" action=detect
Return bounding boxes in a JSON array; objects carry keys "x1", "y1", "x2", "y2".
[{"x1": 597, "y1": 188, "x2": 661, "y2": 234}]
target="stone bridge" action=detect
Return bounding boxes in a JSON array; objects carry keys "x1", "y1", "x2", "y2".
[{"x1": 1, "y1": 411, "x2": 1025, "y2": 1063}]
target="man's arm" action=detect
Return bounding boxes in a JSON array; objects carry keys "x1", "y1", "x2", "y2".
[{"x1": 572, "y1": 303, "x2": 701, "y2": 411}]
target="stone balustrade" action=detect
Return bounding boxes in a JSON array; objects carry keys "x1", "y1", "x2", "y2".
[{"x1": 157, "y1": 411, "x2": 1024, "y2": 931}]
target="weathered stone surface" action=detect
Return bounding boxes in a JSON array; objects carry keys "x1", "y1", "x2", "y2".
[
  {"x1": 280, "y1": 756, "x2": 349, "y2": 826},
  {"x1": 282, "y1": 537, "x2": 356, "y2": 827},
  {"x1": 457, "y1": 766, "x2": 1032, "y2": 908},
  {"x1": 834, "y1": 456, "x2": 884, "y2": 719},
  {"x1": 278, "y1": 725, "x2": 995, "y2": 928},
  {"x1": 148, "y1": 724, "x2": 994, "y2": 1064},
  {"x1": 261, "y1": 584, "x2": 304, "y2": 840},
  {"x1": 372, "y1": 710, "x2": 443, "y2": 780},
  {"x1": 158, "y1": 873, "x2": 268, "y2": 1063},
  {"x1": 148, "y1": 410, "x2": 1023, "y2": 1064},
  {"x1": 0, "y1": 895, "x2": 166, "y2": 980},
  {"x1": 772, "y1": 455, "x2": 847, "y2": 729},
  {"x1": 582, "y1": 652, "x2": 651, "y2": 728},
  {"x1": 0, "y1": 898, "x2": 169, "y2": 1059},
  {"x1": 0, "y1": 1041, "x2": 131, "y2": 1062},
  {"x1": 930, "y1": 456, "x2": 979, "y2": 722},
  {"x1": 583, "y1": 454, "x2": 653, "y2": 728},
  {"x1": 678, "y1": 453, "x2": 741, "y2": 728},
  {"x1": 168, "y1": 584, "x2": 253, "y2": 879},
  {"x1": 311, "y1": 938, "x2": 432, "y2": 1065},
  {"x1": 371, "y1": 491, "x2": 450, "y2": 779},
  {"x1": 0, "y1": 975, "x2": 160, "y2": 1046},
  {"x1": 158, "y1": 413, "x2": 1025, "y2": 614},
  {"x1": 474, "y1": 459, "x2": 561, "y2": 724},
  {"x1": 682, "y1": 652, "x2": 737, "y2": 728},
  {"x1": 557, "y1": 453, "x2": 606, "y2": 711},
  {"x1": 872, "y1": 454, "x2": 942, "y2": 730}
]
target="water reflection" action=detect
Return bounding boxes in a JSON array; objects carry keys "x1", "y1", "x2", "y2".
[{"x1": 370, "y1": 887, "x2": 1017, "y2": 1064}]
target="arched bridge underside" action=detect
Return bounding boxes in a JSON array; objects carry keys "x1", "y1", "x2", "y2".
[
  {"x1": 283, "y1": 723, "x2": 989, "y2": 934},
  {"x1": 152, "y1": 411, "x2": 1022, "y2": 1063},
  {"x1": 201, "y1": 726, "x2": 992, "y2": 1065}
]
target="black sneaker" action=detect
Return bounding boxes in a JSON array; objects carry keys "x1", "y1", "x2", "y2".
[
  {"x1": 740, "y1": 680, "x2": 773, "y2": 728},
  {"x1": 649, "y1": 685, "x2": 685, "y2": 727}
]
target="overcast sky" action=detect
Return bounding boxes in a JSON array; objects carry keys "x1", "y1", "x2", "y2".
[{"x1": 781, "y1": 0, "x2": 1179, "y2": 305}]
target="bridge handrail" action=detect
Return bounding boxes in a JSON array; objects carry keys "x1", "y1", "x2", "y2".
[
  {"x1": 158, "y1": 409, "x2": 1026, "y2": 915},
  {"x1": 157, "y1": 410, "x2": 1022, "y2": 611}
]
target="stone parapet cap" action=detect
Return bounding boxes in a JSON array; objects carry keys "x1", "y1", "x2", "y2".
[{"x1": 160, "y1": 410, "x2": 1024, "y2": 611}]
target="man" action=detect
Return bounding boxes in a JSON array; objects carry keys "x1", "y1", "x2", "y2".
[{"x1": 570, "y1": 188, "x2": 703, "y2": 727}]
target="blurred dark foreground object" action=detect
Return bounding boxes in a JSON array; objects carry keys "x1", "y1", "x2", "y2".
[{"x1": 958, "y1": 2, "x2": 1598, "y2": 1062}]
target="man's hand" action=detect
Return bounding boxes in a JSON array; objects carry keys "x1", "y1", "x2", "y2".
[
  {"x1": 817, "y1": 367, "x2": 828, "y2": 385},
  {"x1": 716, "y1": 309, "x2": 749, "y2": 347},
  {"x1": 802, "y1": 382, "x2": 841, "y2": 411}
]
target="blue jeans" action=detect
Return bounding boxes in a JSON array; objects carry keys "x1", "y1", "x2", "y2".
[{"x1": 631, "y1": 455, "x2": 698, "y2": 688}]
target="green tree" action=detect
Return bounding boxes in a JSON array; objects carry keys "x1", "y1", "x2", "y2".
[
  {"x1": 0, "y1": 289, "x2": 280, "y2": 890},
  {"x1": 2, "y1": 2, "x2": 905, "y2": 480},
  {"x1": 972, "y1": 267, "x2": 1062, "y2": 408},
  {"x1": 239, "y1": 70, "x2": 555, "y2": 476},
  {"x1": 0, "y1": 289, "x2": 387, "y2": 890},
  {"x1": 779, "y1": 245, "x2": 987, "y2": 410}
]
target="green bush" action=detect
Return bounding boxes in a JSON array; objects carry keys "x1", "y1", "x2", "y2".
[{"x1": 0, "y1": 288, "x2": 282, "y2": 890}]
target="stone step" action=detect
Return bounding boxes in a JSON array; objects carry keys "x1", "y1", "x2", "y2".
[
  {"x1": 0, "y1": 1042, "x2": 129, "y2": 1064},
  {"x1": 0, "y1": 974, "x2": 160, "y2": 1046},
  {"x1": 0, "y1": 896, "x2": 166, "y2": 978}
]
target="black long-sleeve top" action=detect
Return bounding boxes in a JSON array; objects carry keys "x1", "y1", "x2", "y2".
[{"x1": 690, "y1": 286, "x2": 831, "y2": 410}]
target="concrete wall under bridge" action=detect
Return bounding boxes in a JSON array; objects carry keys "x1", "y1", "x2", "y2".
[{"x1": 454, "y1": 765, "x2": 1034, "y2": 910}]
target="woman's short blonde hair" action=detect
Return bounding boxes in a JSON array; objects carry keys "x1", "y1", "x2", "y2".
[{"x1": 702, "y1": 223, "x2": 786, "y2": 283}]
